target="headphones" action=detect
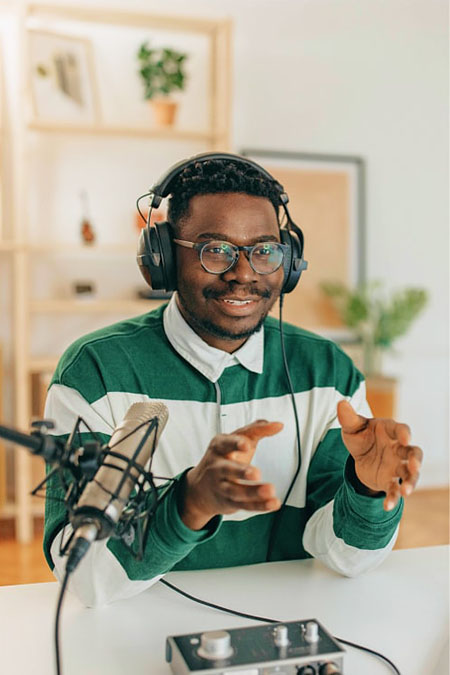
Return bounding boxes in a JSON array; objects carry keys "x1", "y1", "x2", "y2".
[{"x1": 136, "y1": 152, "x2": 308, "y2": 294}]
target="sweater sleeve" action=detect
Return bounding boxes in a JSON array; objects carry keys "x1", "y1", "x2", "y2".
[
  {"x1": 302, "y1": 378, "x2": 403, "y2": 577},
  {"x1": 44, "y1": 379, "x2": 221, "y2": 608}
]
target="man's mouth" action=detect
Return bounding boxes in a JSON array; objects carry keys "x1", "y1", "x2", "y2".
[
  {"x1": 204, "y1": 286, "x2": 271, "y2": 301},
  {"x1": 222, "y1": 298, "x2": 254, "y2": 306}
]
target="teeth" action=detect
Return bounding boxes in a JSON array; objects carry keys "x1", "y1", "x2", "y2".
[{"x1": 223, "y1": 299, "x2": 252, "y2": 305}]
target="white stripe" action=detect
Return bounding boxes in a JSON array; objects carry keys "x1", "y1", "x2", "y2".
[
  {"x1": 303, "y1": 500, "x2": 398, "y2": 577},
  {"x1": 45, "y1": 380, "x2": 370, "y2": 519},
  {"x1": 50, "y1": 526, "x2": 161, "y2": 608}
]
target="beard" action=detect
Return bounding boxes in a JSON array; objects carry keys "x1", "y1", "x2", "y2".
[{"x1": 177, "y1": 282, "x2": 277, "y2": 342}]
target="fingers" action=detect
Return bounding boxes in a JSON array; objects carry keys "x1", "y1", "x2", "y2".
[
  {"x1": 384, "y1": 478, "x2": 402, "y2": 511},
  {"x1": 208, "y1": 420, "x2": 283, "y2": 464},
  {"x1": 378, "y1": 418, "x2": 412, "y2": 444},
  {"x1": 337, "y1": 400, "x2": 369, "y2": 434},
  {"x1": 394, "y1": 422, "x2": 411, "y2": 446},
  {"x1": 220, "y1": 478, "x2": 278, "y2": 506},
  {"x1": 385, "y1": 445, "x2": 422, "y2": 509},
  {"x1": 233, "y1": 419, "x2": 284, "y2": 441},
  {"x1": 209, "y1": 457, "x2": 279, "y2": 512},
  {"x1": 395, "y1": 446, "x2": 423, "y2": 496},
  {"x1": 216, "y1": 457, "x2": 262, "y2": 483}
]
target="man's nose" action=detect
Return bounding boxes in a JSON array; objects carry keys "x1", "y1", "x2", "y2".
[{"x1": 221, "y1": 250, "x2": 257, "y2": 283}]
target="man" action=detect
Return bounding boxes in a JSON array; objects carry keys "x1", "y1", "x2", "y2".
[{"x1": 44, "y1": 155, "x2": 422, "y2": 607}]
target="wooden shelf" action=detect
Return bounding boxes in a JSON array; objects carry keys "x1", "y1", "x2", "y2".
[
  {"x1": 27, "y1": 243, "x2": 137, "y2": 254},
  {"x1": 27, "y1": 4, "x2": 222, "y2": 33},
  {"x1": 0, "y1": 241, "x2": 18, "y2": 252},
  {"x1": 8, "y1": 2, "x2": 232, "y2": 544},
  {"x1": 28, "y1": 356, "x2": 60, "y2": 374},
  {"x1": 27, "y1": 120, "x2": 220, "y2": 142},
  {"x1": 30, "y1": 299, "x2": 163, "y2": 314},
  {"x1": 0, "y1": 500, "x2": 44, "y2": 519}
]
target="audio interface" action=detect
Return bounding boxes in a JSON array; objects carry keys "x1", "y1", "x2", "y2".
[{"x1": 166, "y1": 619, "x2": 345, "y2": 674}]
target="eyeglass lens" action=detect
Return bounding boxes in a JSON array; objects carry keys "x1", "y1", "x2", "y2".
[{"x1": 200, "y1": 241, "x2": 284, "y2": 275}]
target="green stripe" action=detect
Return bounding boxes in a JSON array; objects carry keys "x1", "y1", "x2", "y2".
[
  {"x1": 50, "y1": 308, "x2": 363, "y2": 407},
  {"x1": 305, "y1": 428, "x2": 349, "y2": 515},
  {"x1": 333, "y1": 457, "x2": 404, "y2": 549}
]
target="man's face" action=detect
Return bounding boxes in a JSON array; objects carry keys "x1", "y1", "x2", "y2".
[{"x1": 175, "y1": 192, "x2": 284, "y2": 352}]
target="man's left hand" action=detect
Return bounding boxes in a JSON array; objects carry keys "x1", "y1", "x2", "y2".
[{"x1": 337, "y1": 400, "x2": 423, "y2": 511}]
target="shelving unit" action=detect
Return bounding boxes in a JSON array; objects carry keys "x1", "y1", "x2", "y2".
[{"x1": 4, "y1": 3, "x2": 232, "y2": 542}]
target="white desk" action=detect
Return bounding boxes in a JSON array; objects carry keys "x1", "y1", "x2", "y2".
[{"x1": 0, "y1": 546, "x2": 448, "y2": 675}]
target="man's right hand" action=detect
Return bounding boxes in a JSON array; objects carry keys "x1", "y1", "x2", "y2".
[{"x1": 180, "y1": 420, "x2": 283, "y2": 531}]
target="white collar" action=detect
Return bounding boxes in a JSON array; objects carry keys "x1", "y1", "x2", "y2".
[{"x1": 162, "y1": 293, "x2": 264, "y2": 383}]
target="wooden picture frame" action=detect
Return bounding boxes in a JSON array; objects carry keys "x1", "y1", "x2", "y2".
[
  {"x1": 28, "y1": 29, "x2": 101, "y2": 126},
  {"x1": 241, "y1": 148, "x2": 366, "y2": 339}
]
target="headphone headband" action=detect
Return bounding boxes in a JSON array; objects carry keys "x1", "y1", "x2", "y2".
[{"x1": 148, "y1": 152, "x2": 289, "y2": 208}]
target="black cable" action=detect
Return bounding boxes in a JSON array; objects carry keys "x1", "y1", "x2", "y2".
[
  {"x1": 136, "y1": 192, "x2": 152, "y2": 224},
  {"x1": 55, "y1": 568, "x2": 71, "y2": 675},
  {"x1": 265, "y1": 293, "x2": 303, "y2": 561},
  {"x1": 160, "y1": 578, "x2": 402, "y2": 674},
  {"x1": 160, "y1": 579, "x2": 278, "y2": 624},
  {"x1": 335, "y1": 636, "x2": 401, "y2": 675}
]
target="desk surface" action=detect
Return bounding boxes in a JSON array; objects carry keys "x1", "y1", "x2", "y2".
[{"x1": 0, "y1": 546, "x2": 448, "y2": 675}]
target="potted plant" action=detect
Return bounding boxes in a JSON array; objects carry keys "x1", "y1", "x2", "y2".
[
  {"x1": 321, "y1": 280, "x2": 428, "y2": 417},
  {"x1": 137, "y1": 42, "x2": 188, "y2": 127}
]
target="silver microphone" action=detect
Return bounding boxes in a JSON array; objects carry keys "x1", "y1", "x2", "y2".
[{"x1": 66, "y1": 401, "x2": 169, "y2": 573}]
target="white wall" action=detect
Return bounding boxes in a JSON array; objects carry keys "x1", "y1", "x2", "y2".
[{"x1": 2, "y1": 0, "x2": 448, "y2": 486}]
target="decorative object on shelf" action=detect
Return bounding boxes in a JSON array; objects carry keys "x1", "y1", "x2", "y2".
[
  {"x1": 28, "y1": 29, "x2": 100, "y2": 126},
  {"x1": 79, "y1": 190, "x2": 96, "y2": 245},
  {"x1": 0, "y1": 341, "x2": 6, "y2": 508},
  {"x1": 134, "y1": 207, "x2": 166, "y2": 232},
  {"x1": 137, "y1": 288, "x2": 173, "y2": 301},
  {"x1": 72, "y1": 281, "x2": 96, "y2": 299},
  {"x1": 241, "y1": 149, "x2": 366, "y2": 336},
  {"x1": 137, "y1": 42, "x2": 188, "y2": 127},
  {"x1": 321, "y1": 280, "x2": 428, "y2": 417}
]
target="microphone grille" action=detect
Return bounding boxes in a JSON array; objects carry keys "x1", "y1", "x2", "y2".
[{"x1": 124, "y1": 401, "x2": 169, "y2": 429}]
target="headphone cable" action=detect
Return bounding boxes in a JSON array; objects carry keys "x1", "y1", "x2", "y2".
[{"x1": 266, "y1": 292, "x2": 303, "y2": 561}]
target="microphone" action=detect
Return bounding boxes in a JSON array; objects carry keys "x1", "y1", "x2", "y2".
[{"x1": 66, "y1": 401, "x2": 169, "y2": 573}]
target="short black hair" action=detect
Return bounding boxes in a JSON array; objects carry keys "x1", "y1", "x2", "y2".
[{"x1": 167, "y1": 158, "x2": 283, "y2": 232}]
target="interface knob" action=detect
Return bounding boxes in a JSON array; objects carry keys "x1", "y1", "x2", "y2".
[
  {"x1": 319, "y1": 663, "x2": 341, "y2": 675},
  {"x1": 197, "y1": 630, "x2": 233, "y2": 660},
  {"x1": 274, "y1": 625, "x2": 290, "y2": 647},
  {"x1": 304, "y1": 621, "x2": 319, "y2": 644}
]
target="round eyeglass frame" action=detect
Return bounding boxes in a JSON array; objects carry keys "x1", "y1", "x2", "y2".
[{"x1": 173, "y1": 238, "x2": 289, "y2": 275}]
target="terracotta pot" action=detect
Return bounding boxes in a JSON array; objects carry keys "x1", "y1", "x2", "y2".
[
  {"x1": 365, "y1": 375, "x2": 397, "y2": 418},
  {"x1": 150, "y1": 99, "x2": 178, "y2": 127}
]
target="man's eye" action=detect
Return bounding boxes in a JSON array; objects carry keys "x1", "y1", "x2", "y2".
[
  {"x1": 206, "y1": 243, "x2": 233, "y2": 255},
  {"x1": 254, "y1": 244, "x2": 275, "y2": 257}
]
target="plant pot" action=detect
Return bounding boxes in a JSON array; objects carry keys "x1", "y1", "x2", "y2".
[
  {"x1": 150, "y1": 99, "x2": 178, "y2": 128},
  {"x1": 365, "y1": 375, "x2": 397, "y2": 419}
]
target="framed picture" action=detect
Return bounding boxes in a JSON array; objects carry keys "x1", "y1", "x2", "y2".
[
  {"x1": 241, "y1": 148, "x2": 366, "y2": 339},
  {"x1": 28, "y1": 29, "x2": 100, "y2": 126}
]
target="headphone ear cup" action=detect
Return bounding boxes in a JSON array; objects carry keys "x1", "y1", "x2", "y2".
[
  {"x1": 280, "y1": 227, "x2": 305, "y2": 294},
  {"x1": 156, "y1": 221, "x2": 177, "y2": 291},
  {"x1": 136, "y1": 221, "x2": 176, "y2": 291}
]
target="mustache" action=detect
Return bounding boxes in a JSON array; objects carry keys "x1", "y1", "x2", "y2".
[{"x1": 203, "y1": 283, "x2": 272, "y2": 300}]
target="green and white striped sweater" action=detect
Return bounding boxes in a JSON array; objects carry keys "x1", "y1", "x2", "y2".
[{"x1": 44, "y1": 295, "x2": 403, "y2": 607}]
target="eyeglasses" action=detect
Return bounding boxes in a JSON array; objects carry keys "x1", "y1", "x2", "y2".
[{"x1": 173, "y1": 238, "x2": 288, "y2": 275}]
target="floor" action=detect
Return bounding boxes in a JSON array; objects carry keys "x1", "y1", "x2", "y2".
[{"x1": 0, "y1": 487, "x2": 448, "y2": 586}]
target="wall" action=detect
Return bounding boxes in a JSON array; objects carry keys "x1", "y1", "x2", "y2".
[{"x1": 1, "y1": 0, "x2": 448, "y2": 486}]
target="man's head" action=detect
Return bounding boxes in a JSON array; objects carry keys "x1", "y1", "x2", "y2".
[{"x1": 166, "y1": 159, "x2": 285, "y2": 353}]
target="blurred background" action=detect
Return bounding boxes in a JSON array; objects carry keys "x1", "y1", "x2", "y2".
[{"x1": 0, "y1": 0, "x2": 448, "y2": 584}]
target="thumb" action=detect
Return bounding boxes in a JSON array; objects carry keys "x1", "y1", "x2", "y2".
[
  {"x1": 228, "y1": 420, "x2": 283, "y2": 464},
  {"x1": 236, "y1": 419, "x2": 284, "y2": 442},
  {"x1": 337, "y1": 400, "x2": 368, "y2": 434}
]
